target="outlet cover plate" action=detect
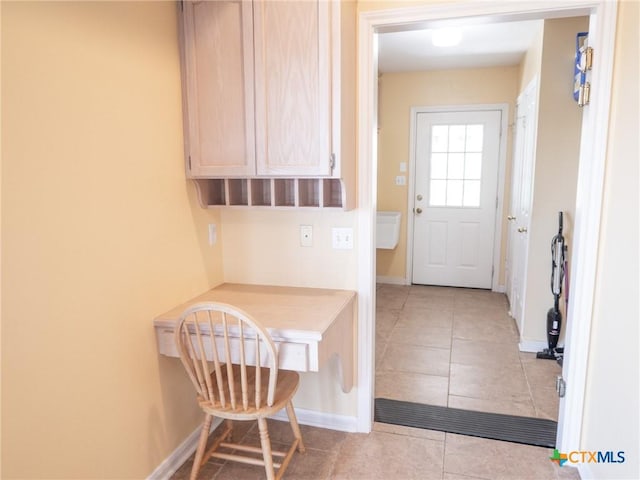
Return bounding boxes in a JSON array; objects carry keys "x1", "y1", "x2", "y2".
[{"x1": 300, "y1": 225, "x2": 313, "y2": 247}]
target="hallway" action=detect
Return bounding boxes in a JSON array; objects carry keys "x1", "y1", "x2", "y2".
[{"x1": 375, "y1": 283, "x2": 561, "y2": 420}]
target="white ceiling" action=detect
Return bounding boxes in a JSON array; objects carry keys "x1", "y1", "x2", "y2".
[{"x1": 378, "y1": 20, "x2": 543, "y2": 73}]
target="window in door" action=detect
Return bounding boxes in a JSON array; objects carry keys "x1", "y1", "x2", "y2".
[{"x1": 429, "y1": 124, "x2": 484, "y2": 208}]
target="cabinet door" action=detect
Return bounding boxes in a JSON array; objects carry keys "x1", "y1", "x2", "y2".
[
  {"x1": 182, "y1": 1, "x2": 255, "y2": 177},
  {"x1": 254, "y1": 0, "x2": 332, "y2": 176}
]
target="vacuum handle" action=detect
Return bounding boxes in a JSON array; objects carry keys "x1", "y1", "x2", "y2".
[{"x1": 558, "y1": 211, "x2": 563, "y2": 235}]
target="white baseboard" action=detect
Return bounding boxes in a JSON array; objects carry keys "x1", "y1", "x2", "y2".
[
  {"x1": 376, "y1": 276, "x2": 408, "y2": 285},
  {"x1": 376, "y1": 277, "x2": 508, "y2": 291},
  {"x1": 519, "y1": 340, "x2": 564, "y2": 353},
  {"x1": 147, "y1": 418, "x2": 222, "y2": 480},
  {"x1": 270, "y1": 407, "x2": 358, "y2": 432},
  {"x1": 149, "y1": 408, "x2": 357, "y2": 479}
]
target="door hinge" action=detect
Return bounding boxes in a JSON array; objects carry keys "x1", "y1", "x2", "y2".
[
  {"x1": 330, "y1": 153, "x2": 336, "y2": 171},
  {"x1": 577, "y1": 82, "x2": 591, "y2": 107},
  {"x1": 576, "y1": 45, "x2": 593, "y2": 107},
  {"x1": 188, "y1": 155, "x2": 192, "y2": 170},
  {"x1": 179, "y1": 0, "x2": 184, "y2": 12},
  {"x1": 581, "y1": 46, "x2": 594, "y2": 71},
  {"x1": 556, "y1": 376, "x2": 566, "y2": 398}
]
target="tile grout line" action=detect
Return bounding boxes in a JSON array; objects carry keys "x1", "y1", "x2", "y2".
[{"x1": 519, "y1": 352, "x2": 542, "y2": 419}]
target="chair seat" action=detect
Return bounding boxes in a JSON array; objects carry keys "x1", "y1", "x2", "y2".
[
  {"x1": 198, "y1": 365, "x2": 300, "y2": 419},
  {"x1": 175, "y1": 302, "x2": 305, "y2": 479}
]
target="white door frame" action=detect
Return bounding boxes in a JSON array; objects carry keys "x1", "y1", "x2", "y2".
[
  {"x1": 406, "y1": 104, "x2": 509, "y2": 292},
  {"x1": 356, "y1": 0, "x2": 618, "y2": 454}
]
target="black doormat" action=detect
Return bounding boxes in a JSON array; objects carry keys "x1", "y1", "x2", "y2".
[{"x1": 374, "y1": 398, "x2": 557, "y2": 448}]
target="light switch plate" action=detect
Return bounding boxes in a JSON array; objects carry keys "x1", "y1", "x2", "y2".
[
  {"x1": 332, "y1": 227, "x2": 353, "y2": 249},
  {"x1": 208, "y1": 224, "x2": 217, "y2": 246}
]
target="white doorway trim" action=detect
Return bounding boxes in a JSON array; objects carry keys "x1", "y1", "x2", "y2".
[
  {"x1": 405, "y1": 104, "x2": 509, "y2": 292},
  {"x1": 356, "y1": 0, "x2": 618, "y2": 455}
]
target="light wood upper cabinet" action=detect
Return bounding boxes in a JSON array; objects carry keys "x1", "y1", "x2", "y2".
[
  {"x1": 180, "y1": 0, "x2": 356, "y2": 209},
  {"x1": 181, "y1": 0, "x2": 256, "y2": 177},
  {"x1": 253, "y1": 1, "x2": 331, "y2": 176}
]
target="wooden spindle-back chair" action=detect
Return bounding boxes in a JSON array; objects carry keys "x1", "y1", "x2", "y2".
[{"x1": 174, "y1": 302, "x2": 305, "y2": 480}]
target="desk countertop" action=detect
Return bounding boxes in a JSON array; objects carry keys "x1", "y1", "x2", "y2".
[{"x1": 153, "y1": 283, "x2": 356, "y2": 342}]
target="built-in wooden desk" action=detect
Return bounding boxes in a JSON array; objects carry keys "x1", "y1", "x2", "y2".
[{"x1": 153, "y1": 283, "x2": 356, "y2": 393}]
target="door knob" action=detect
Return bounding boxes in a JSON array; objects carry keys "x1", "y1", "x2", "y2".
[
  {"x1": 507, "y1": 215, "x2": 516, "y2": 221},
  {"x1": 415, "y1": 207, "x2": 423, "y2": 214},
  {"x1": 517, "y1": 227, "x2": 528, "y2": 233}
]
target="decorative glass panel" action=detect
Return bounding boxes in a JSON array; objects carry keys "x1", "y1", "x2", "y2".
[
  {"x1": 464, "y1": 153, "x2": 482, "y2": 180},
  {"x1": 448, "y1": 125, "x2": 466, "y2": 152},
  {"x1": 428, "y1": 124, "x2": 484, "y2": 208},
  {"x1": 447, "y1": 180, "x2": 463, "y2": 206},
  {"x1": 431, "y1": 126, "x2": 449, "y2": 152},
  {"x1": 448, "y1": 153, "x2": 465, "y2": 179},
  {"x1": 466, "y1": 125, "x2": 484, "y2": 151},
  {"x1": 430, "y1": 153, "x2": 448, "y2": 179}
]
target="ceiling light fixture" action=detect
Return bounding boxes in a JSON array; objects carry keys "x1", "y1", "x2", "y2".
[{"x1": 431, "y1": 27, "x2": 462, "y2": 47}]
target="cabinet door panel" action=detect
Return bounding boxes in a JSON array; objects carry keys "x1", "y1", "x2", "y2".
[
  {"x1": 183, "y1": 1, "x2": 255, "y2": 177},
  {"x1": 254, "y1": 0, "x2": 331, "y2": 176}
]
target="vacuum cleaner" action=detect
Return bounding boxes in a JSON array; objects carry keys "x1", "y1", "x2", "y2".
[{"x1": 537, "y1": 212, "x2": 567, "y2": 364}]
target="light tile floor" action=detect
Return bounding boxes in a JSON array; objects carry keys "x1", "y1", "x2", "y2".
[{"x1": 172, "y1": 284, "x2": 579, "y2": 480}]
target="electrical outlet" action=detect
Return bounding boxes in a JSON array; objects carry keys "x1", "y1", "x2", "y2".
[
  {"x1": 332, "y1": 227, "x2": 353, "y2": 249},
  {"x1": 300, "y1": 225, "x2": 313, "y2": 247}
]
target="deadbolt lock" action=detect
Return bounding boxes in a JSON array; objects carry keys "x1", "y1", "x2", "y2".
[{"x1": 417, "y1": 194, "x2": 423, "y2": 201}]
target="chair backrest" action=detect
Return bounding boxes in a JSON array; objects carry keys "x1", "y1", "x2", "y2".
[{"x1": 174, "y1": 302, "x2": 279, "y2": 409}]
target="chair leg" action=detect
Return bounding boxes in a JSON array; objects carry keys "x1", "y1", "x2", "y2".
[
  {"x1": 257, "y1": 417, "x2": 276, "y2": 480},
  {"x1": 285, "y1": 401, "x2": 305, "y2": 453},
  {"x1": 190, "y1": 414, "x2": 212, "y2": 480},
  {"x1": 225, "y1": 419, "x2": 234, "y2": 441}
]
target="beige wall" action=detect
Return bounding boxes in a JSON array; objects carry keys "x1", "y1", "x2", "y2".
[
  {"x1": 1, "y1": 2, "x2": 223, "y2": 478},
  {"x1": 581, "y1": 1, "x2": 639, "y2": 477},
  {"x1": 0, "y1": 2, "x2": 4, "y2": 473},
  {"x1": 518, "y1": 23, "x2": 544, "y2": 93},
  {"x1": 376, "y1": 67, "x2": 520, "y2": 284},
  {"x1": 520, "y1": 16, "x2": 588, "y2": 345},
  {"x1": 220, "y1": 209, "x2": 359, "y2": 414},
  {"x1": 221, "y1": 210, "x2": 358, "y2": 289},
  {"x1": 2, "y1": 1, "x2": 637, "y2": 478}
]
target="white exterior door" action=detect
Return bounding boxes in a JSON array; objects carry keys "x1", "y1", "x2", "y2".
[
  {"x1": 412, "y1": 110, "x2": 502, "y2": 288},
  {"x1": 506, "y1": 79, "x2": 538, "y2": 333}
]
